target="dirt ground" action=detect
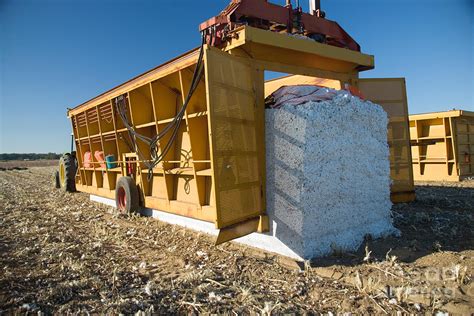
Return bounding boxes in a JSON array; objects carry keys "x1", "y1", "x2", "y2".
[{"x1": 0, "y1": 167, "x2": 473, "y2": 314}]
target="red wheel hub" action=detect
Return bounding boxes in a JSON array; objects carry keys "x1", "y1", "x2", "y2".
[{"x1": 117, "y1": 187, "x2": 127, "y2": 211}]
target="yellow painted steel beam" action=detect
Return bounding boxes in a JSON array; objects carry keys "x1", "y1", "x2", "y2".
[
  {"x1": 256, "y1": 59, "x2": 354, "y2": 82},
  {"x1": 409, "y1": 110, "x2": 474, "y2": 121},
  {"x1": 228, "y1": 46, "x2": 354, "y2": 86},
  {"x1": 390, "y1": 191, "x2": 416, "y2": 203},
  {"x1": 265, "y1": 74, "x2": 342, "y2": 97},
  {"x1": 215, "y1": 215, "x2": 269, "y2": 245},
  {"x1": 223, "y1": 26, "x2": 374, "y2": 72}
]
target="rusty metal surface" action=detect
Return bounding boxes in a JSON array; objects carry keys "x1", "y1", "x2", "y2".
[{"x1": 200, "y1": 0, "x2": 360, "y2": 51}]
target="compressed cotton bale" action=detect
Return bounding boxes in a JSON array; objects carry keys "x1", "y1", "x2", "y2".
[{"x1": 265, "y1": 89, "x2": 398, "y2": 259}]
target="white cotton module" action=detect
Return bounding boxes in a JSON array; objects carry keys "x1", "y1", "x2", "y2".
[{"x1": 265, "y1": 87, "x2": 398, "y2": 259}]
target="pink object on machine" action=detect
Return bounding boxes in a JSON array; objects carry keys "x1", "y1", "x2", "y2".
[
  {"x1": 83, "y1": 151, "x2": 92, "y2": 168},
  {"x1": 94, "y1": 151, "x2": 106, "y2": 169}
]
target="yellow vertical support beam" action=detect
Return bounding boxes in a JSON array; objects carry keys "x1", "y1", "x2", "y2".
[
  {"x1": 254, "y1": 65, "x2": 266, "y2": 213},
  {"x1": 149, "y1": 80, "x2": 175, "y2": 205},
  {"x1": 178, "y1": 69, "x2": 201, "y2": 207},
  {"x1": 443, "y1": 118, "x2": 449, "y2": 175},
  {"x1": 449, "y1": 117, "x2": 459, "y2": 177},
  {"x1": 84, "y1": 110, "x2": 94, "y2": 173},
  {"x1": 96, "y1": 104, "x2": 106, "y2": 189},
  {"x1": 70, "y1": 116, "x2": 83, "y2": 185},
  {"x1": 109, "y1": 99, "x2": 122, "y2": 175}
]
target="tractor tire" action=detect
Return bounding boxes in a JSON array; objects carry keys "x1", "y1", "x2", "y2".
[
  {"x1": 115, "y1": 176, "x2": 140, "y2": 214},
  {"x1": 59, "y1": 153, "x2": 76, "y2": 192},
  {"x1": 53, "y1": 170, "x2": 61, "y2": 189}
]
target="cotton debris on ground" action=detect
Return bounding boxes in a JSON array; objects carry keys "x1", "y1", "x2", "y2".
[{"x1": 265, "y1": 85, "x2": 398, "y2": 259}]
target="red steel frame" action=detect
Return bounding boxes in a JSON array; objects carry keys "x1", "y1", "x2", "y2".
[{"x1": 199, "y1": 0, "x2": 360, "y2": 52}]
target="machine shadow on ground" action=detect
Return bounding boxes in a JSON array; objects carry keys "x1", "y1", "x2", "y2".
[{"x1": 309, "y1": 183, "x2": 474, "y2": 268}]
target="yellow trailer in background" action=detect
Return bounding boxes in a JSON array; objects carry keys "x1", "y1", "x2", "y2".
[
  {"x1": 410, "y1": 110, "x2": 474, "y2": 181},
  {"x1": 265, "y1": 75, "x2": 415, "y2": 203}
]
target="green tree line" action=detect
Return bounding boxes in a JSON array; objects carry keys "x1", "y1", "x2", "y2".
[{"x1": 0, "y1": 153, "x2": 61, "y2": 161}]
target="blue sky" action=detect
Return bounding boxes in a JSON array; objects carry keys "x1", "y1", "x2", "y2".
[{"x1": 1, "y1": 0, "x2": 472, "y2": 153}]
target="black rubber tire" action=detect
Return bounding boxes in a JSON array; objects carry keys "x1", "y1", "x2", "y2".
[
  {"x1": 115, "y1": 176, "x2": 140, "y2": 214},
  {"x1": 53, "y1": 170, "x2": 61, "y2": 189},
  {"x1": 71, "y1": 151, "x2": 78, "y2": 170},
  {"x1": 59, "y1": 153, "x2": 76, "y2": 192}
]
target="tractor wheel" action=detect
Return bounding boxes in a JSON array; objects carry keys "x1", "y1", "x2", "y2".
[
  {"x1": 53, "y1": 170, "x2": 61, "y2": 189},
  {"x1": 59, "y1": 153, "x2": 76, "y2": 192},
  {"x1": 115, "y1": 176, "x2": 140, "y2": 214}
]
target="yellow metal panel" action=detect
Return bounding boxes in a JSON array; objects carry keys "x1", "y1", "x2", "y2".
[
  {"x1": 391, "y1": 191, "x2": 416, "y2": 204},
  {"x1": 358, "y1": 78, "x2": 415, "y2": 199},
  {"x1": 204, "y1": 46, "x2": 263, "y2": 229},
  {"x1": 409, "y1": 111, "x2": 473, "y2": 181},
  {"x1": 215, "y1": 215, "x2": 269, "y2": 245},
  {"x1": 264, "y1": 75, "x2": 342, "y2": 97},
  {"x1": 224, "y1": 26, "x2": 374, "y2": 72},
  {"x1": 453, "y1": 116, "x2": 474, "y2": 178}
]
